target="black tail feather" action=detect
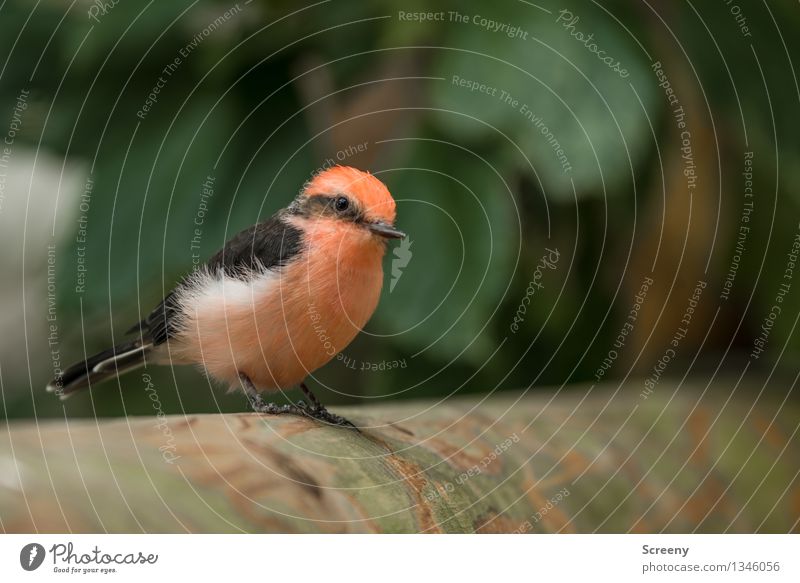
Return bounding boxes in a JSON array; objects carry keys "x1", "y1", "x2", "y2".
[{"x1": 47, "y1": 340, "x2": 149, "y2": 400}]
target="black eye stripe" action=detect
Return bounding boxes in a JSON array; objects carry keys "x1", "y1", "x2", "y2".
[{"x1": 301, "y1": 194, "x2": 360, "y2": 220}]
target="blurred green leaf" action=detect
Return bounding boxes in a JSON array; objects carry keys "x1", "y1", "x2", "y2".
[
  {"x1": 373, "y1": 138, "x2": 518, "y2": 365},
  {"x1": 430, "y1": 2, "x2": 657, "y2": 200}
]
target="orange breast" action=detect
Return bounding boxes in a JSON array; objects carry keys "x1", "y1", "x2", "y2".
[{"x1": 171, "y1": 219, "x2": 385, "y2": 391}]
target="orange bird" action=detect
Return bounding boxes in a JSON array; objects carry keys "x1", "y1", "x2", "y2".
[{"x1": 47, "y1": 166, "x2": 405, "y2": 427}]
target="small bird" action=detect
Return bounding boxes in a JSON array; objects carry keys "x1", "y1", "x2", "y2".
[{"x1": 47, "y1": 166, "x2": 405, "y2": 427}]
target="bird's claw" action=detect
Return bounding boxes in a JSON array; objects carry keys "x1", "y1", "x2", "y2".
[
  {"x1": 250, "y1": 401, "x2": 305, "y2": 416},
  {"x1": 242, "y1": 373, "x2": 356, "y2": 428},
  {"x1": 304, "y1": 405, "x2": 358, "y2": 429},
  {"x1": 294, "y1": 400, "x2": 357, "y2": 429},
  {"x1": 250, "y1": 397, "x2": 356, "y2": 429}
]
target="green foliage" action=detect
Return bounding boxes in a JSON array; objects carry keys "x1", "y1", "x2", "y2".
[
  {"x1": 430, "y1": 2, "x2": 657, "y2": 200},
  {"x1": 374, "y1": 139, "x2": 518, "y2": 365},
  {"x1": 1, "y1": 0, "x2": 798, "y2": 419}
]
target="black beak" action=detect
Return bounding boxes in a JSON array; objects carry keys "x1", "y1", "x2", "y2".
[{"x1": 368, "y1": 221, "x2": 406, "y2": 239}]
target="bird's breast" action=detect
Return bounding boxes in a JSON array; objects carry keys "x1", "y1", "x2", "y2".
[{"x1": 173, "y1": 223, "x2": 386, "y2": 391}]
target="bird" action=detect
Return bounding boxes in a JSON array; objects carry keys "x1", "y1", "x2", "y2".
[{"x1": 46, "y1": 166, "x2": 405, "y2": 427}]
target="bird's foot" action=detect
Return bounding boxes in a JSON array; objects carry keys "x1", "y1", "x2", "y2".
[
  {"x1": 254, "y1": 402, "x2": 311, "y2": 416},
  {"x1": 248, "y1": 391, "x2": 356, "y2": 429},
  {"x1": 298, "y1": 381, "x2": 358, "y2": 429},
  {"x1": 247, "y1": 391, "x2": 308, "y2": 417},
  {"x1": 262, "y1": 401, "x2": 356, "y2": 429},
  {"x1": 299, "y1": 402, "x2": 358, "y2": 429},
  {"x1": 242, "y1": 375, "x2": 356, "y2": 428},
  {"x1": 242, "y1": 374, "x2": 304, "y2": 417}
]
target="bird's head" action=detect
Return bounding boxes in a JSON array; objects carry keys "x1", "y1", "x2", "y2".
[{"x1": 291, "y1": 166, "x2": 405, "y2": 240}]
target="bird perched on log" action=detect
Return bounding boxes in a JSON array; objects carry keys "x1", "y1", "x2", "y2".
[{"x1": 46, "y1": 166, "x2": 405, "y2": 427}]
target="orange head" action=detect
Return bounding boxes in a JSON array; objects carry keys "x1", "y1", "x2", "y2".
[{"x1": 292, "y1": 166, "x2": 404, "y2": 240}]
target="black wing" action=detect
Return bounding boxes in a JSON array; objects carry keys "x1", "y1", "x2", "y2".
[
  {"x1": 205, "y1": 213, "x2": 303, "y2": 275},
  {"x1": 127, "y1": 213, "x2": 304, "y2": 346}
]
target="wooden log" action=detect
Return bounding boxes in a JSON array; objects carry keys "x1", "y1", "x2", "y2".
[{"x1": 1, "y1": 381, "x2": 798, "y2": 533}]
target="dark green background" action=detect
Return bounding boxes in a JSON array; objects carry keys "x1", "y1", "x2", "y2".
[{"x1": 1, "y1": 0, "x2": 798, "y2": 419}]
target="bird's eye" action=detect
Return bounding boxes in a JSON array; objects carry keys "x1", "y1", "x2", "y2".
[{"x1": 334, "y1": 196, "x2": 350, "y2": 212}]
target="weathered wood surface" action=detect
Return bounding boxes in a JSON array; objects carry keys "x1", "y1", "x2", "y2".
[{"x1": 1, "y1": 381, "x2": 798, "y2": 533}]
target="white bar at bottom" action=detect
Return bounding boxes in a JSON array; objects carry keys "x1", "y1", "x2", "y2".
[{"x1": 0, "y1": 534, "x2": 797, "y2": 582}]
